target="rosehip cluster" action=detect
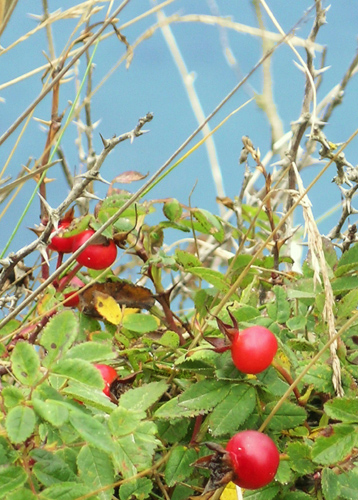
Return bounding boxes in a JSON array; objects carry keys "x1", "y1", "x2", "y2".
[{"x1": 48, "y1": 221, "x2": 117, "y2": 271}]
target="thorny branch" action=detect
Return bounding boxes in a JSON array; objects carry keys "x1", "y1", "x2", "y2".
[{"x1": 0, "y1": 113, "x2": 153, "y2": 292}]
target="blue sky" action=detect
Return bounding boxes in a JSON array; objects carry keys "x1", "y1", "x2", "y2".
[{"x1": 1, "y1": 1, "x2": 358, "y2": 259}]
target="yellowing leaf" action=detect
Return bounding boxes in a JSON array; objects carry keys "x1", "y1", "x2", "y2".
[
  {"x1": 94, "y1": 292, "x2": 123, "y2": 325},
  {"x1": 220, "y1": 482, "x2": 239, "y2": 500}
]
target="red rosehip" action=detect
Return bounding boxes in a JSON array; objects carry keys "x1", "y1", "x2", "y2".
[
  {"x1": 48, "y1": 221, "x2": 76, "y2": 253},
  {"x1": 58, "y1": 276, "x2": 84, "y2": 307},
  {"x1": 225, "y1": 430, "x2": 280, "y2": 489},
  {"x1": 231, "y1": 326, "x2": 278, "y2": 374},
  {"x1": 72, "y1": 230, "x2": 117, "y2": 270},
  {"x1": 94, "y1": 364, "x2": 118, "y2": 397}
]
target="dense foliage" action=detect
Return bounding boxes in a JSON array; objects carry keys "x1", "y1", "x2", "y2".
[{"x1": 1, "y1": 2, "x2": 358, "y2": 500}]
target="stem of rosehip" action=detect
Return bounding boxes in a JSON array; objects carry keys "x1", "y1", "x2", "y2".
[
  {"x1": 271, "y1": 359, "x2": 304, "y2": 405},
  {"x1": 56, "y1": 252, "x2": 64, "y2": 269},
  {"x1": 56, "y1": 262, "x2": 83, "y2": 293},
  {"x1": 189, "y1": 415, "x2": 204, "y2": 446}
]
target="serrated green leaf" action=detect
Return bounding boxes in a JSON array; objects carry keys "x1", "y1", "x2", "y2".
[
  {"x1": 5, "y1": 488, "x2": 37, "y2": 500},
  {"x1": 339, "y1": 469, "x2": 358, "y2": 499},
  {"x1": 32, "y1": 449, "x2": 77, "y2": 487},
  {"x1": 336, "y1": 289, "x2": 358, "y2": 319},
  {"x1": 32, "y1": 399, "x2": 69, "y2": 427},
  {"x1": 109, "y1": 406, "x2": 143, "y2": 436},
  {"x1": 0, "y1": 436, "x2": 18, "y2": 466},
  {"x1": 324, "y1": 397, "x2": 358, "y2": 423},
  {"x1": 286, "y1": 316, "x2": 307, "y2": 331},
  {"x1": 242, "y1": 483, "x2": 280, "y2": 499},
  {"x1": 122, "y1": 313, "x2": 157, "y2": 333},
  {"x1": 2, "y1": 387, "x2": 24, "y2": 408},
  {"x1": 175, "y1": 249, "x2": 202, "y2": 269},
  {"x1": 155, "y1": 380, "x2": 231, "y2": 419},
  {"x1": 119, "y1": 478, "x2": 153, "y2": 500},
  {"x1": 52, "y1": 359, "x2": 104, "y2": 388},
  {"x1": 69, "y1": 410, "x2": 115, "y2": 453},
  {"x1": 263, "y1": 401, "x2": 307, "y2": 431},
  {"x1": 156, "y1": 419, "x2": 190, "y2": 444},
  {"x1": 207, "y1": 384, "x2": 256, "y2": 437},
  {"x1": 10, "y1": 342, "x2": 40, "y2": 386},
  {"x1": 164, "y1": 446, "x2": 197, "y2": 487},
  {"x1": 192, "y1": 208, "x2": 224, "y2": 242},
  {"x1": 189, "y1": 267, "x2": 232, "y2": 293},
  {"x1": 65, "y1": 342, "x2": 116, "y2": 362},
  {"x1": 0, "y1": 466, "x2": 27, "y2": 496},
  {"x1": 39, "y1": 482, "x2": 93, "y2": 500},
  {"x1": 335, "y1": 244, "x2": 358, "y2": 277},
  {"x1": 286, "y1": 442, "x2": 314, "y2": 475},
  {"x1": 266, "y1": 286, "x2": 290, "y2": 323},
  {"x1": 275, "y1": 459, "x2": 293, "y2": 484},
  {"x1": 332, "y1": 275, "x2": 358, "y2": 294},
  {"x1": 40, "y1": 310, "x2": 79, "y2": 367},
  {"x1": 312, "y1": 424, "x2": 357, "y2": 465},
  {"x1": 286, "y1": 338, "x2": 316, "y2": 352},
  {"x1": 77, "y1": 445, "x2": 114, "y2": 500},
  {"x1": 321, "y1": 467, "x2": 341, "y2": 500},
  {"x1": 62, "y1": 383, "x2": 116, "y2": 413},
  {"x1": 119, "y1": 380, "x2": 168, "y2": 414},
  {"x1": 156, "y1": 330, "x2": 180, "y2": 348},
  {"x1": 283, "y1": 493, "x2": 312, "y2": 500},
  {"x1": 301, "y1": 363, "x2": 334, "y2": 394},
  {"x1": 5, "y1": 406, "x2": 36, "y2": 444}
]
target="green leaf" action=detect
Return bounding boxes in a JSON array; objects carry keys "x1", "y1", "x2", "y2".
[
  {"x1": 282, "y1": 493, "x2": 312, "y2": 500},
  {"x1": 77, "y1": 445, "x2": 114, "y2": 500},
  {"x1": 338, "y1": 469, "x2": 358, "y2": 499},
  {"x1": 263, "y1": 401, "x2": 307, "y2": 431},
  {"x1": 286, "y1": 442, "x2": 314, "y2": 475},
  {"x1": 39, "y1": 483, "x2": 93, "y2": 500},
  {"x1": 312, "y1": 424, "x2": 357, "y2": 465},
  {"x1": 5, "y1": 406, "x2": 36, "y2": 444},
  {"x1": 155, "y1": 380, "x2": 231, "y2": 419},
  {"x1": 324, "y1": 397, "x2": 358, "y2": 423},
  {"x1": 32, "y1": 399, "x2": 69, "y2": 427},
  {"x1": 119, "y1": 478, "x2": 153, "y2": 500},
  {"x1": 207, "y1": 384, "x2": 256, "y2": 437},
  {"x1": 266, "y1": 286, "x2": 290, "y2": 323},
  {"x1": 156, "y1": 419, "x2": 190, "y2": 444},
  {"x1": 336, "y1": 289, "x2": 358, "y2": 319},
  {"x1": 40, "y1": 310, "x2": 79, "y2": 367},
  {"x1": 156, "y1": 330, "x2": 180, "y2": 348},
  {"x1": 321, "y1": 467, "x2": 341, "y2": 500},
  {"x1": 122, "y1": 313, "x2": 158, "y2": 333},
  {"x1": 52, "y1": 359, "x2": 104, "y2": 388},
  {"x1": 65, "y1": 342, "x2": 116, "y2": 362},
  {"x1": 335, "y1": 244, "x2": 358, "y2": 277},
  {"x1": 62, "y1": 383, "x2": 116, "y2": 413},
  {"x1": 32, "y1": 449, "x2": 77, "y2": 487},
  {"x1": 119, "y1": 381, "x2": 168, "y2": 414},
  {"x1": 286, "y1": 315, "x2": 307, "y2": 331},
  {"x1": 189, "y1": 268, "x2": 232, "y2": 293},
  {"x1": 10, "y1": 342, "x2": 40, "y2": 386},
  {"x1": 109, "y1": 406, "x2": 143, "y2": 437},
  {"x1": 69, "y1": 410, "x2": 115, "y2": 453},
  {"x1": 301, "y1": 363, "x2": 335, "y2": 394},
  {"x1": 0, "y1": 436, "x2": 18, "y2": 466},
  {"x1": 192, "y1": 208, "x2": 224, "y2": 242},
  {"x1": 0, "y1": 466, "x2": 27, "y2": 496},
  {"x1": 175, "y1": 249, "x2": 201, "y2": 269},
  {"x1": 242, "y1": 483, "x2": 280, "y2": 499},
  {"x1": 2, "y1": 387, "x2": 24, "y2": 408},
  {"x1": 331, "y1": 275, "x2": 358, "y2": 294},
  {"x1": 5, "y1": 489, "x2": 37, "y2": 500},
  {"x1": 275, "y1": 459, "x2": 293, "y2": 484},
  {"x1": 113, "y1": 439, "x2": 137, "y2": 479},
  {"x1": 164, "y1": 446, "x2": 197, "y2": 487}
]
